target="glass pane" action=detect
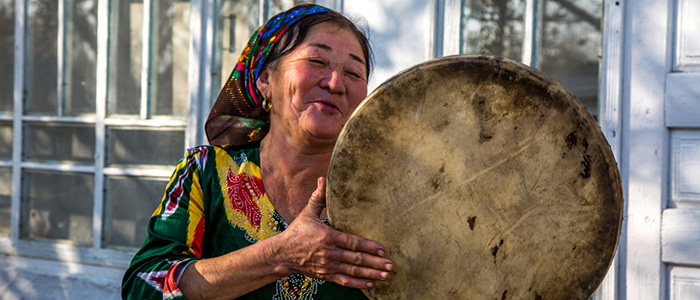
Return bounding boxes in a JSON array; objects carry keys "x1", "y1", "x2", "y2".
[
  {"x1": 268, "y1": 0, "x2": 286, "y2": 18},
  {"x1": 0, "y1": 1, "x2": 14, "y2": 113},
  {"x1": 0, "y1": 121, "x2": 11, "y2": 159},
  {"x1": 64, "y1": 0, "x2": 98, "y2": 116},
  {"x1": 23, "y1": 122, "x2": 95, "y2": 163},
  {"x1": 106, "y1": 127, "x2": 184, "y2": 166},
  {"x1": 293, "y1": 0, "x2": 313, "y2": 5},
  {"x1": 0, "y1": 168, "x2": 10, "y2": 236},
  {"x1": 460, "y1": 0, "x2": 525, "y2": 61},
  {"x1": 268, "y1": 0, "x2": 311, "y2": 17},
  {"x1": 22, "y1": 170, "x2": 94, "y2": 245},
  {"x1": 25, "y1": 0, "x2": 58, "y2": 115},
  {"x1": 151, "y1": 0, "x2": 190, "y2": 117},
  {"x1": 214, "y1": 0, "x2": 259, "y2": 103},
  {"x1": 104, "y1": 176, "x2": 167, "y2": 248},
  {"x1": 540, "y1": 0, "x2": 602, "y2": 118},
  {"x1": 108, "y1": 0, "x2": 143, "y2": 115}
]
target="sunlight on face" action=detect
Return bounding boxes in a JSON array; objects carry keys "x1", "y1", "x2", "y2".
[{"x1": 260, "y1": 23, "x2": 368, "y2": 148}]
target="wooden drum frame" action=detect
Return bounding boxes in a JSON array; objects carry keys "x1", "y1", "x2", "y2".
[{"x1": 327, "y1": 55, "x2": 623, "y2": 300}]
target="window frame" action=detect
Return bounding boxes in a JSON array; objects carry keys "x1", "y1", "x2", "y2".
[
  {"x1": 2, "y1": 0, "x2": 203, "y2": 267},
  {"x1": 1, "y1": 0, "x2": 302, "y2": 270}
]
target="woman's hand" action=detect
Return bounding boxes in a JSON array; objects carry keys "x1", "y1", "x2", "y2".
[{"x1": 274, "y1": 177, "x2": 395, "y2": 289}]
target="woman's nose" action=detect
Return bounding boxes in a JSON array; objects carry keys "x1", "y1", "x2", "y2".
[{"x1": 320, "y1": 67, "x2": 346, "y2": 95}]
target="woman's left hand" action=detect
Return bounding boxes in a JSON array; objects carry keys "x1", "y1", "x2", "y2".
[{"x1": 268, "y1": 177, "x2": 395, "y2": 289}]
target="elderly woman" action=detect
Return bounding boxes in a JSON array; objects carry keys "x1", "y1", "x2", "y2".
[{"x1": 121, "y1": 4, "x2": 394, "y2": 300}]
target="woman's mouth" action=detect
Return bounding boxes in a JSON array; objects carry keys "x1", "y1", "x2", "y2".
[{"x1": 315, "y1": 100, "x2": 340, "y2": 112}]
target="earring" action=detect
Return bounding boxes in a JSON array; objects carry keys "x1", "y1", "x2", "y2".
[{"x1": 262, "y1": 98, "x2": 272, "y2": 112}]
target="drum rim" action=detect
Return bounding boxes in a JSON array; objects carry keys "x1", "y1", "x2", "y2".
[{"x1": 326, "y1": 54, "x2": 624, "y2": 299}]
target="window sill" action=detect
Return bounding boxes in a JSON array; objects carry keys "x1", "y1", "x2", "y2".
[{"x1": 0, "y1": 237, "x2": 136, "y2": 269}]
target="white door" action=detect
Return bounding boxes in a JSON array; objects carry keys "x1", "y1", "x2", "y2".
[{"x1": 622, "y1": 0, "x2": 700, "y2": 299}]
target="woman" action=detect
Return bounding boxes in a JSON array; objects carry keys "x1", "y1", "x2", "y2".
[{"x1": 122, "y1": 4, "x2": 394, "y2": 300}]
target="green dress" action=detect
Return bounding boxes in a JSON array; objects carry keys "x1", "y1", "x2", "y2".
[{"x1": 121, "y1": 143, "x2": 368, "y2": 300}]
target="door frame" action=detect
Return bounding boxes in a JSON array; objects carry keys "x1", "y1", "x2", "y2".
[
  {"x1": 596, "y1": 0, "x2": 626, "y2": 299},
  {"x1": 614, "y1": 0, "x2": 673, "y2": 299}
]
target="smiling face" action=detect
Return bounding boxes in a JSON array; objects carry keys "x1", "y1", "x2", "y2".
[{"x1": 256, "y1": 23, "x2": 368, "y2": 151}]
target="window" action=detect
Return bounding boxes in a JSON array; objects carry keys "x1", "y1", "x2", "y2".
[
  {"x1": 0, "y1": 0, "x2": 14, "y2": 237},
  {"x1": 1, "y1": 0, "x2": 192, "y2": 260},
  {"x1": 212, "y1": 0, "x2": 259, "y2": 104},
  {"x1": 0, "y1": 0, "x2": 13, "y2": 114},
  {"x1": 211, "y1": 0, "x2": 313, "y2": 105},
  {"x1": 460, "y1": 0, "x2": 602, "y2": 118},
  {"x1": 1, "y1": 0, "x2": 311, "y2": 266}
]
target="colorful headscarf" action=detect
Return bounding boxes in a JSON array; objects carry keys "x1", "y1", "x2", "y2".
[{"x1": 205, "y1": 4, "x2": 331, "y2": 145}]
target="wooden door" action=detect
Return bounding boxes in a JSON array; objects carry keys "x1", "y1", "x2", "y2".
[{"x1": 622, "y1": 0, "x2": 700, "y2": 299}]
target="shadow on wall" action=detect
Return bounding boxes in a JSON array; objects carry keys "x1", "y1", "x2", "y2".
[{"x1": 0, "y1": 262, "x2": 121, "y2": 299}]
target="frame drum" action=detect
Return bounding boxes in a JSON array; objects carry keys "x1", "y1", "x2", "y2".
[{"x1": 327, "y1": 55, "x2": 623, "y2": 299}]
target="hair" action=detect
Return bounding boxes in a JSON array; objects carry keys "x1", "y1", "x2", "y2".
[{"x1": 263, "y1": 10, "x2": 374, "y2": 78}]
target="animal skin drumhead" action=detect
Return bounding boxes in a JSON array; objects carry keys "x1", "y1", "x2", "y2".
[{"x1": 326, "y1": 55, "x2": 623, "y2": 300}]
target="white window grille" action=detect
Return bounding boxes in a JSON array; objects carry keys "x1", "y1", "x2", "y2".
[{"x1": 0, "y1": 0, "x2": 304, "y2": 268}]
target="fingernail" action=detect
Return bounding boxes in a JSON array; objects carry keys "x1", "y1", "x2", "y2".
[
  {"x1": 377, "y1": 249, "x2": 385, "y2": 257},
  {"x1": 366, "y1": 282, "x2": 374, "y2": 288},
  {"x1": 317, "y1": 177, "x2": 322, "y2": 186},
  {"x1": 385, "y1": 263, "x2": 394, "y2": 271},
  {"x1": 380, "y1": 271, "x2": 389, "y2": 279}
]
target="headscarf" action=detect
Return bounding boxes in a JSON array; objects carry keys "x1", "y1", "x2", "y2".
[{"x1": 205, "y1": 4, "x2": 331, "y2": 145}]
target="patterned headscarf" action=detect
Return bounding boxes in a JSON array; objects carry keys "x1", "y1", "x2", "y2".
[{"x1": 205, "y1": 4, "x2": 331, "y2": 145}]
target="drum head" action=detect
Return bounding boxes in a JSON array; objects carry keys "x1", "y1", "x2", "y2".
[{"x1": 327, "y1": 55, "x2": 623, "y2": 300}]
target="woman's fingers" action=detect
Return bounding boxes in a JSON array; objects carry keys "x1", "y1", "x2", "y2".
[
  {"x1": 285, "y1": 176, "x2": 395, "y2": 288},
  {"x1": 332, "y1": 230, "x2": 387, "y2": 258},
  {"x1": 333, "y1": 247, "x2": 394, "y2": 273},
  {"x1": 320, "y1": 273, "x2": 376, "y2": 289},
  {"x1": 304, "y1": 177, "x2": 326, "y2": 218},
  {"x1": 311, "y1": 260, "x2": 390, "y2": 289},
  {"x1": 306, "y1": 233, "x2": 393, "y2": 285}
]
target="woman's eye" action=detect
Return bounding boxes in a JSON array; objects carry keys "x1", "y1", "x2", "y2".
[
  {"x1": 346, "y1": 70, "x2": 363, "y2": 79},
  {"x1": 309, "y1": 59, "x2": 326, "y2": 66}
]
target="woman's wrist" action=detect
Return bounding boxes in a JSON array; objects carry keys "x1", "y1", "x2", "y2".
[{"x1": 263, "y1": 233, "x2": 295, "y2": 277}]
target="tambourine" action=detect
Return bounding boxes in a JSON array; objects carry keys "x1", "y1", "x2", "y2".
[{"x1": 327, "y1": 55, "x2": 623, "y2": 299}]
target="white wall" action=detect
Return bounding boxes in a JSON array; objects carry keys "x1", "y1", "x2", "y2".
[
  {"x1": 343, "y1": 0, "x2": 434, "y2": 91},
  {"x1": 317, "y1": 0, "x2": 437, "y2": 91}
]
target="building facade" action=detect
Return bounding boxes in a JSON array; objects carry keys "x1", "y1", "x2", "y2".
[{"x1": 0, "y1": 0, "x2": 697, "y2": 299}]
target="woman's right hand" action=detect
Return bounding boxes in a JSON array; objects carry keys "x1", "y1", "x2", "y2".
[
  {"x1": 180, "y1": 177, "x2": 394, "y2": 300},
  {"x1": 271, "y1": 177, "x2": 395, "y2": 289}
]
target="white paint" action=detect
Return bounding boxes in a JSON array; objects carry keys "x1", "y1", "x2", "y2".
[
  {"x1": 669, "y1": 266, "x2": 700, "y2": 300},
  {"x1": 186, "y1": 0, "x2": 205, "y2": 148},
  {"x1": 93, "y1": 0, "x2": 110, "y2": 250},
  {"x1": 429, "y1": 0, "x2": 444, "y2": 58},
  {"x1": 442, "y1": 0, "x2": 460, "y2": 56},
  {"x1": 103, "y1": 166, "x2": 174, "y2": 178},
  {"x1": 21, "y1": 115, "x2": 97, "y2": 123},
  {"x1": 621, "y1": 0, "x2": 670, "y2": 298},
  {"x1": 141, "y1": 0, "x2": 152, "y2": 119},
  {"x1": 671, "y1": 131, "x2": 700, "y2": 208},
  {"x1": 57, "y1": 0, "x2": 65, "y2": 117},
  {"x1": 103, "y1": 118, "x2": 187, "y2": 127},
  {"x1": 665, "y1": 73, "x2": 700, "y2": 128},
  {"x1": 595, "y1": 0, "x2": 626, "y2": 299},
  {"x1": 11, "y1": 0, "x2": 26, "y2": 241},
  {"x1": 343, "y1": 0, "x2": 432, "y2": 91},
  {"x1": 20, "y1": 161, "x2": 94, "y2": 173},
  {"x1": 674, "y1": 0, "x2": 700, "y2": 71},
  {"x1": 662, "y1": 209, "x2": 700, "y2": 266},
  {"x1": 521, "y1": 0, "x2": 540, "y2": 67}
]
